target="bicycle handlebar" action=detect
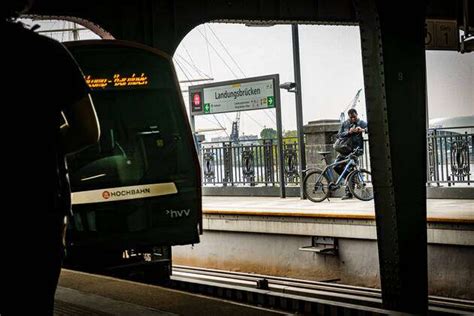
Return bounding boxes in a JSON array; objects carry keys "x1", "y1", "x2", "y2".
[{"x1": 345, "y1": 147, "x2": 363, "y2": 160}]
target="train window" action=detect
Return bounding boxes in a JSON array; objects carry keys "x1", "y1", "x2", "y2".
[
  {"x1": 64, "y1": 40, "x2": 201, "y2": 248},
  {"x1": 66, "y1": 43, "x2": 195, "y2": 191}
]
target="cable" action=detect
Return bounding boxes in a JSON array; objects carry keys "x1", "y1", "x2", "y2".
[
  {"x1": 173, "y1": 58, "x2": 192, "y2": 82},
  {"x1": 201, "y1": 115, "x2": 221, "y2": 126},
  {"x1": 197, "y1": 28, "x2": 239, "y2": 78},
  {"x1": 196, "y1": 107, "x2": 230, "y2": 138},
  {"x1": 262, "y1": 109, "x2": 276, "y2": 125},
  {"x1": 175, "y1": 54, "x2": 207, "y2": 79},
  {"x1": 223, "y1": 113, "x2": 234, "y2": 124},
  {"x1": 182, "y1": 43, "x2": 197, "y2": 66},
  {"x1": 175, "y1": 54, "x2": 212, "y2": 80},
  {"x1": 202, "y1": 25, "x2": 213, "y2": 76},
  {"x1": 196, "y1": 25, "x2": 275, "y2": 136},
  {"x1": 212, "y1": 115, "x2": 230, "y2": 137},
  {"x1": 174, "y1": 57, "x2": 195, "y2": 81},
  {"x1": 243, "y1": 112, "x2": 265, "y2": 129},
  {"x1": 207, "y1": 24, "x2": 246, "y2": 78},
  {"x1": 181, "y1": 44, "x2": 212, "y2": 79}
]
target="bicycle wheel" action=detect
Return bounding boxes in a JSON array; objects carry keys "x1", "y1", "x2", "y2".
[
  {"x1": 347, "y1": 169, "x2": 374, "y2": 201},
  {"x1": 303, "y1": 170, "x2": 330, "y2": 202}
]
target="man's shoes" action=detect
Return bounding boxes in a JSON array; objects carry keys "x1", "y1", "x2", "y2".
[{"x1": 341, "y1": 194, "x2": 353, "y2": 200}]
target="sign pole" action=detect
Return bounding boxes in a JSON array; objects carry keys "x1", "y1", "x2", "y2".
[
  {"x1": 292, "y1": 24, "x2": 306, "y2": 199},
  {"x1": 274, "y1": 75, "x2": 286, "y2": 198}
]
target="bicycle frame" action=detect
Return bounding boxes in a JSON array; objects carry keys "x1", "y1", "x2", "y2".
[
  {"x1": 303, "y1": 147, "x2": 372, "y2": 202},
  {"x1": 323, "y1": 157, "x2": 357, "y2": 186}
]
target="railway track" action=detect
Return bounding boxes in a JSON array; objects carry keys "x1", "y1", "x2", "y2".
[{"x1": 169, "y1": 265, "x2": 474, "y2": 315}]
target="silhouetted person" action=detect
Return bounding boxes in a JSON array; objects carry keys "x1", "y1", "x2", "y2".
[
  {"x1": 3, "y1": 1, "x2": 100, "y2": 314},
  {"x1": 334, "y1": 109, "x2": 367, "y2": 199}
]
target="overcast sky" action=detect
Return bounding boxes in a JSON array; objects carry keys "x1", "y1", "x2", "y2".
[
  {"x1": 175, "y1": 23, "x2": 473, "y2": 138},
  {"x1": 29, "y1": 20, "x2": 473, "y2": 138}
]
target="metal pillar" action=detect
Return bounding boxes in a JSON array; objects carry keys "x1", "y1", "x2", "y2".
[
  {"x1": 355, "y1": 0, "x2": 428, "y2": 313},
  {"x1": 291, "y1": 24, "x2": 306, "y2": 199},
  {"x1": 275, "y1": 76, "x2": 286, "y2": 198}
]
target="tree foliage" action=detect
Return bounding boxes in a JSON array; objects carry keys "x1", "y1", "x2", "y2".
[{"x1": 260, "y1": 127, "x2": 277, "y2": 139}]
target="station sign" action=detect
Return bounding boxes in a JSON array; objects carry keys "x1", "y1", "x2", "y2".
[
  {"x1": 425, "y1": 19, "x2": 459, "y2": 51},
  {"x1": 189, "y1": 75, "x2": 279, "y2": 116}
]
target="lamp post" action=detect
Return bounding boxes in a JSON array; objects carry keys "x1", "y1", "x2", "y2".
[{"x1": 280, "y1": 24, "x2": 306, "y2": 199}]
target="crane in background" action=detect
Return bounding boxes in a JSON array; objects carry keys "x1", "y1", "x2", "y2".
[
  {"x1": 339, "y1": 88, "x2": 362, "y2": 123},
  {"x1": 230, "y1": 112, "x2": 240, "y2": 143}
]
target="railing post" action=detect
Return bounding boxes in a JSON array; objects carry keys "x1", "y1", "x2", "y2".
[
  {"x1": 283, "y1": 142, "x2": 299, "y2": 184},
  {"x1": 433, "y1": 129, "x2": 440, "y2": 186},
  {"x1": 242, "y1": 146, "x2": 256, "y2": 186},
  {"x1": 223, "y1": 142, "x2": 233, "y2": 186},
  {"x1": 263, "y1": 139, "x2": 274, "y2": 186},
  {"x1": 202, "y1": 148, "x2": 215, "y2": 185}
]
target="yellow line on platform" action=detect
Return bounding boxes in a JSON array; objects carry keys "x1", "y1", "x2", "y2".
[
  {"x1": 203, "y1": 209, "x2": 375, "y2": 220},
  {"x1": 426, "y1": 217, "x2": 474, "y2": 224},
  {"x1": 203, "y1": 209, "x2": 474, "y2": 224}
]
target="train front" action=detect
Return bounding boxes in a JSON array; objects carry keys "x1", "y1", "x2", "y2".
[{"x1": 64, "y1": 40, "x2": 202, "y2": 276}]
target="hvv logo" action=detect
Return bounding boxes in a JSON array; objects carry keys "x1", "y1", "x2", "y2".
[{"x1": 166, "y1": 209, "x2": 191, "y2": 218}]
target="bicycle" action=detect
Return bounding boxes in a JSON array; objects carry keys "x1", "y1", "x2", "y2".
[{"x1": 303, "y1": 148, "x2": 374, "y2": 202}]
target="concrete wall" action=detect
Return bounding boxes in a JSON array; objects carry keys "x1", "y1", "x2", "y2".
[
  {"x1": 173, "y1": 231, "x2": 474, "y2": 299},
  {"x1": 428, "y1": 244, "x2": 474, "y2": 298},
  {"x1": 174, "y1": 231, "x2": 380, "y2": 288},
  {"x1": 303, "y1": 119, "x2": 340, "y2": 170}
]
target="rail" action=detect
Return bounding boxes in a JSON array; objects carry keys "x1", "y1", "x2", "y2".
[{"x1": 169, "y1": 265, "x2": 474, "y2": 315}]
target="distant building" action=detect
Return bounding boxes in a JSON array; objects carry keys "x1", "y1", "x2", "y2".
[
  {"x1": 239, "y1": 135, "x2": 259, "y2": 144},
  {"x1": 209, "y1": 134, "x2": 259, "y2": 144},
  {"x1": 210, "y1": 136, "x2": 230, "y2": 143},
  {"x1": 429, "y1": 115, "x2": 474, "y2": 134}
]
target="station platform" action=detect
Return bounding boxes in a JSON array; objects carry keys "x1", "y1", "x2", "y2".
[
  {"x1": 199, "y1": 196, "x2": 474, "y2": 246},
  {"x1": 202, "y1": 196, "x2": 474, "y2": 223},
  {"x1": 172, "y1": 196, "x2": 473, "y2": 298},
  {"x1": 54, "y1": 269, "x2": 284, "y2": 315}
]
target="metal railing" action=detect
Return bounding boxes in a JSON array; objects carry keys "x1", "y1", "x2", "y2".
[
  {"x1": 199, "y1": 138, "x2": 300, "y2": 186},
  {"x1": 427, "y1": 127, "x2": 473, "y2": 186},
  {"x1": 198, "y1": 127, "x2": 473, "y2": 188}
]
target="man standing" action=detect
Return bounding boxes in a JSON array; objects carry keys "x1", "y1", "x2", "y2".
[
  {"x1": 334, "y1": 109, "x2": 367, "y2": 199},
  {"x1": 3, "y1": 1, "x2": 100, "y2": 314}
]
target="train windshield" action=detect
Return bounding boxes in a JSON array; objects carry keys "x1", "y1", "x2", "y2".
[
  {"x1": 66, "y1": 43, "x2": 195, "y2": 191},
  {"x1": 64, "y1": 41, "x2": 201, "y2": 247}
]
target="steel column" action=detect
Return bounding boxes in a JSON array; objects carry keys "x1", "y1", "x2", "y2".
[{"x1": 355, "y1": 0, "x2": 428, "y2": 313}]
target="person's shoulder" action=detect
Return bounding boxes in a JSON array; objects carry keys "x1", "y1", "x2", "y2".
[
  {"x1": 358, "y1": 120, "x2": 368, "y2": 127},
  {"x1": 6, "y1": 21, "x2": 64, "y2": 49},
  {"x1": 34, "y1": 31, "x2": 68, "y2": 52},
  {"x1": 31, "y1": 32, "x2": 75, "y2": 64},
  {"x1": 5, "y1": 21, "x2": 33, "y2": 40}
]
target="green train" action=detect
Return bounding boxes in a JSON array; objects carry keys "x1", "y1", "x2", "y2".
[{"x1": 64, "y1": 40, "x2": 201, "y2": 279}]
